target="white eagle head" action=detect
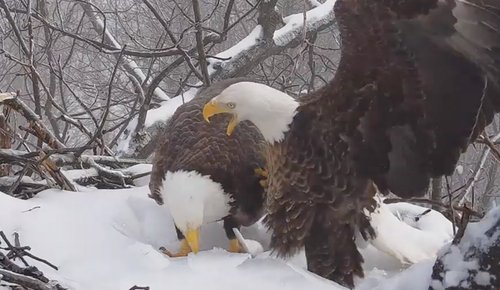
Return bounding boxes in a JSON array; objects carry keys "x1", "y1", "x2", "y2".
[
  {"x1": 161, "y1": 170, "x2": 231, "y2": 254},
  {"x1": 202, "y1": 81, "x2": 299, "y2": 144}
]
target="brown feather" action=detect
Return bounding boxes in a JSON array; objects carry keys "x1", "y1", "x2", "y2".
[
  {"x1": 264, "y1": 0, "x2": 500, "y2": 288},
  {"x1": 149, "y1": 78, "x2": 267, "y2": 234}
]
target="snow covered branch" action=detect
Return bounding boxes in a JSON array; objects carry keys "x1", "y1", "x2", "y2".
[
  {"x1": 0, "y1": 148, "x2": 149, "y2": 194},
  {"x1": 0, "y1": 269, "x2": 55, "y2": 290},
  {"x1": 209, "y1": 0, "x2": 337, "y2": 81},
  {"x1": 119, "y1": 0, "x2": 338, "y2": 157},
  {"x1": 78, "y1": 0, "x2": 171, "y2": 101},
  {"x1": 429, "y1": 207, "x2": 500, "y2": 290},
  {"x1": 0, "y1": 93, "x2": 65, "y2": 150}
]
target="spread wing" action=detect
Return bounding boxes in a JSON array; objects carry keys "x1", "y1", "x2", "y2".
[
  {"x1": 265, "y1": 0, "x2": 499, "y2": 286},
  {"x1": 329, "y1": 0, "x2": 500, "y2": 198}
]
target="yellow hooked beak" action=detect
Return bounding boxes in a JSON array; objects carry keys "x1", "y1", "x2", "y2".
[
  {"x1": 203, "y1": 101, "x2": 239, "y2": 136},
  {"x1": 185, "y1": 227, "x2": 200, "y2": 254}
]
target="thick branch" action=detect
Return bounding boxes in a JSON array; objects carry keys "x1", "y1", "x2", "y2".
[
  {"x1": 257, "y1": 0, "x2": 281, "y2": 42},
  {"x1": 38, "y1": 0, "x2": 62, "y2": 140},
  {"x1": 192, "y1": 0, "x2": 211, "y2": 86},
  {"x1": 0, "y1": 269, "x2": 54, "y2": 290},
  {"x1": 0, "y1": 148, "x2": 147, "y2": 168},
  {"x1": 210, "y1": 0, "x2": 336, "y2": 81},
  {"x1": 124, "y1": 1, "x2": 337, "y2": 158},
  {"x1": 1, "y1": 95, "x2": 65, "y2": 149}
]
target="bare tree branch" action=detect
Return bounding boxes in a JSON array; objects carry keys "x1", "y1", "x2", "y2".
[
  {"x1": 78, "y1": 0, "x2": 171, "y2": 100},
  {"x1": 76, "y1": 47, "x2": 125, "y2": 156},
  {"x1": 459, "y1": 132, "x2": 500, "y2": 206},
  {"x1": 192, "y1": 0, "x2": 211, "y2": 86},
  {"x1": 0, "y1": 94, "x2": 65, "y2": 149}
]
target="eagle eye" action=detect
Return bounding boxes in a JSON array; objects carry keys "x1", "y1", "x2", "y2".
[{"x1": 226, "y1": 102, "x2": 236, "y2": 109}]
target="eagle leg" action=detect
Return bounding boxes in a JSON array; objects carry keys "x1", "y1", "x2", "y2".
[
  {"x1": 254, "y1": 167, "x2": 268, "y2": 189},
  {"x1": 160, "y1": 225, "x2": 194, "y2": 257},
  {"x1": 223, "y1": 216, "x2": 243, "y2": 253},
  {"x1": 304, "y1": 219, "x2": 364, "y2": 289}
]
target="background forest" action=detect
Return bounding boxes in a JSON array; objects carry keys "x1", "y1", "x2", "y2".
[{"x1": 1, "y1": 0, "x2": 497, "y2": 213}]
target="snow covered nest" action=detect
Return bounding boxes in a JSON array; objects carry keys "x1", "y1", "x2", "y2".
[
  {"x1": 364, "y1": 200, "x2": 454, "y2": 265},
  {"x1": 0, "y1": 185, "x2": 463, "y2": 290},
  {"x1": 429, "y1": 207, "x2": 500, "y2": 290}
]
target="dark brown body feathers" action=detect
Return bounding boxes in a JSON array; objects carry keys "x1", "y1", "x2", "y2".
[
  {"x1": 265, "y1": 0, "x2": 500, "y2": 288},
  {"x1": 149, "y1": 78, "x2": 267, "y2": 231}
]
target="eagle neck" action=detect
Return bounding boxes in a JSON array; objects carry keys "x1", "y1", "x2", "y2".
[{"x1": 250, "y1": 99, "x2": 299, "y2": 144}]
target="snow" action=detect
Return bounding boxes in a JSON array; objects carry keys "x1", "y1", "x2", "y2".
[
  {"x1": 144, "y1": 88, "x2": 198, "y2": 128},
  {"x1": 122, "y1": 164, "x2": 153, "y2": 186},
  {"x1": 429, "y1": 206, "x2": 499, "y2": 289},
  {"x1": 116, "y1": 88, "x2": 198, "y2": 155},
  {"x1": 207, "y1": 0, "x2": 336, "y2": 73},
  {"x1": 273, "y1": 0, "x2": 336, "y2": 46},
  {"x1": 116, "y1": 0, "x2": 337, "y2": 154},
  {"x1": 385, "y1": 202, "x2": 454, "y2": 244},
  {"x1": 359, "y1": 260, "x2": 434, "y2": 290},
  {"x1": 0, "y1": 188, "x2": 336, "y2": 290},
  {"x1": 461, "y1": 206, "x2": 500, "y2": 251},
  {"x1": 0, "y1": 92, "x2": 15, "y2": 102},
  {"x1": 91, "y1": 10, "x2": 170, "y2": 101},
  {"x1": 0, "y1": 185, "x2": 461, "y2": 290},
  {"x1": 308, "y1": 0, "x2": 323, "y2": 7},
  {"x1": 0, "y1": 175, "x2": 41, "y2": 187},
  {"x1": 207, "y1": 26, "x2": 264, "y2": 75},
  {"x1": 366, "y1": 201, "x2": 454, "y2": 264}
]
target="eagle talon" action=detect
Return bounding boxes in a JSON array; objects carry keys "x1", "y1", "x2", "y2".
[
  {"x1": 255, "y1": 167, "x2": 268, "y2": 189},
  {"x1": 160, "y1": 239, "x2": 192, "y2": 257},
  {"x1": 254, "y1": 168, "x2": 268, "y2": 178}
]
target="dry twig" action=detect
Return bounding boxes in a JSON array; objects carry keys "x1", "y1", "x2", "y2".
[
  {"x1": 383, "y1": 197, "x2": 484, "y2": 219},
  {"x1": 0, "y1": 231, "x2": 66, "y2": 289}
]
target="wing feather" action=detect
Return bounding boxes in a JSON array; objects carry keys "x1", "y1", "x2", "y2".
[
  {"x1": 328, "y1": 0, "x2": 500, "y2": 197},
  {"x1": 265, "y1": 0, "x2": 500, "y2": 286}
]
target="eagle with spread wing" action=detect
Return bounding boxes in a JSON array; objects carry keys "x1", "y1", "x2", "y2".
[
  {"x1": 149, "y1": 78, "x2": 267, "y2": 257},
  {"x1": 202, "y1": 0, "x2": 500, "y2": 288}
]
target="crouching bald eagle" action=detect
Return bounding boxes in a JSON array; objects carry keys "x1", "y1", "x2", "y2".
[
  {"x1": 203, "y1": 0, "x2": 500, "y2": 287},
  {"x1": 149, "y1": 78, "x2": 267, "y2": 257}
]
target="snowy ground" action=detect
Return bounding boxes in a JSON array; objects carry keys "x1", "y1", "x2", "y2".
[{"x1": 0, "y1": 185, "x2": 454, "y2": 290}]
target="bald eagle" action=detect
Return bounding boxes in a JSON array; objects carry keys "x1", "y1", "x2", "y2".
[
  {"x1": 149, "y1": 78, "x2": 267, "y2": 257},
  {"x1": 202, "y1": 0, "x2": 500, "y2": 288}
]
